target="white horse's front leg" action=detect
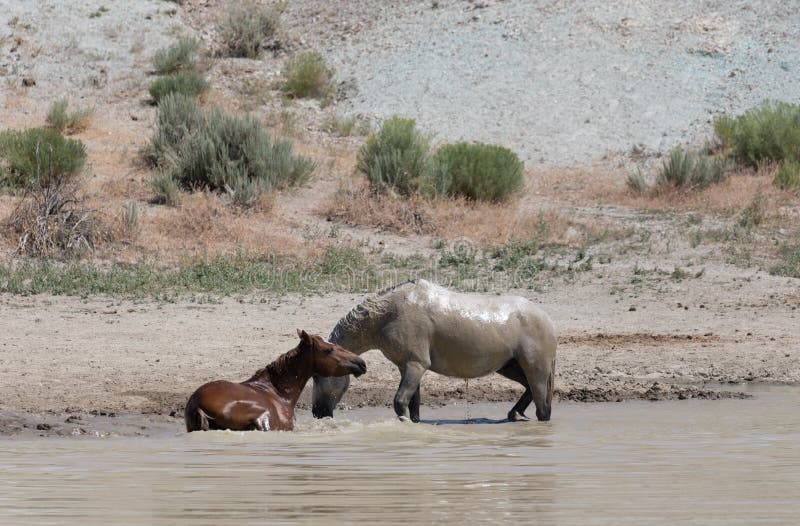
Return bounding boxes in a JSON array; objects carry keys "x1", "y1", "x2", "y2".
[
  {"x1": 312, "y1": 375, "x2": 350, "y2": 418},
  {"x1": 394, "y1": 362, "x2": 427, "y2": 422}
]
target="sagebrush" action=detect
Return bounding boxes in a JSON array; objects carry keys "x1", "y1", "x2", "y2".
[
  {"x1": 149, "y1": 71, "x2": 208, "y2": 103},
  {"x1": 145, "y1": 93, "x2": 314, "y2": 203},
  {"x1": 773, "y1": 160, "x2": 800, "y2": 191},
  {"x1": 216, "y1": 0, "x2": 280, "y2": 58},
  {"x1": 45, "y1": 99, "x2": 93, "y2": 134},
  {"x1": 150, "y1": 169, "x2": 181, "y2": 206},
  {"x1": 282, "y1": 51, "x2": 334, "y2": 101},
  {"x1": 714, "y1": 100, "x2": 800, "y2": 167},
  {"x1": 0, "y1": 128, "x2": 86, "y2": 189},
  {"x1": 429, "y1": 142, "x2": 524, "y2": 202},
  {"x1": 357, "y1": 117, "x2": 430, "y2": 196},
  {"x1": 153, "y1": 36, "x2": 200, "y2": 74}
]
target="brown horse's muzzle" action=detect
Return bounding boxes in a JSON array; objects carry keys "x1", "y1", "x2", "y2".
[{"x1": 349, "y1": 358, "x2": 367, "y2": 377}]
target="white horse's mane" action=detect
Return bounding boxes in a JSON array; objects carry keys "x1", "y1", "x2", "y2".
[{"x1": 328, "y1": 280, "x2": 417, "y2": 342}]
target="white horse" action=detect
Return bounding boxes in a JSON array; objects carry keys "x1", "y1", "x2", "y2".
[{"x1": 313, "y1": 279, "x2": 557, "y2": 422}]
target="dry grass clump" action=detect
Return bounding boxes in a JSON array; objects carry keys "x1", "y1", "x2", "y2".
[
  {"x1": 547, "y1": 162, "x2": 797, "y2": 220},
  {"x1": 216, "y1": 0, "x2": 281, "y2": 59},
  {"x1": 137, "y1": 192, "x2": 299, "y2": 262},
  {"x1": 324, "y1": 186, "x2": 436, "y2": 235},
  {"x1": 322, "y1": 182, "x2": 593, "y2": 247},
  {"x1": 6, "y1": 175, "x2": 105, "y2": 257},
  {"x1": 45, "y1": 99, "x2": 93, "y2": 135}
]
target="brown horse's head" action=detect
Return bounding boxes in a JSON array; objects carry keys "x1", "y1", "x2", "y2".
[{"x1": 297, "y1": 329, "x2": 367, "y2": 378}]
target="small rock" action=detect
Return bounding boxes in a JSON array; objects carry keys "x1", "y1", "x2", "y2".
[
  {"x1": 628, "y1": 306, "x2": 636, "y2": 311},
  {"x1": 22, "y1": 77, "x2": 35, "y2": 87},
  {"x1": 36, "y1": 423, "x2": 51, "y2": 430}
]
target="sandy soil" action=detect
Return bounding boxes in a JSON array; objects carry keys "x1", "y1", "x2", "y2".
[{"x1": 2, "y1": 264, "x2": 797, "y2": 435}]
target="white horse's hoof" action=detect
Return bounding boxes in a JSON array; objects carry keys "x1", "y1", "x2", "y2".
[
  {"x1": 398, "y1": 415, "x2": 412, "y2": 423},
  {"x1": 509, "y1": 411, "x2": 530, "y2": 422}
]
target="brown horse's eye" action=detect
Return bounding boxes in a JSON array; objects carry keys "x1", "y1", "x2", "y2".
[{"x1": 324, "y1": 348, "x2": 334, "y2": 355}]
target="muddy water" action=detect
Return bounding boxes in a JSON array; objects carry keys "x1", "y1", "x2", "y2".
[{"x1": 1, "y1": 386, "x2": 799, "y2": 525}]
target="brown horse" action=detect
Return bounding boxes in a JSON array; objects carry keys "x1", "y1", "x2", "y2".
[{"x1": 185, "y1": 330, "x2": 367, "y2": 432}]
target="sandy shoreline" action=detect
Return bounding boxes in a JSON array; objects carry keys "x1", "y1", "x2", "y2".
[{"x1": 2, "y1": 267, "x2": 797, "y2": 436}]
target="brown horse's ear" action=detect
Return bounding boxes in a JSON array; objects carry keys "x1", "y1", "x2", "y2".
[{"x1": 297, "y1": 329, "x2": 311, "y2": 344}]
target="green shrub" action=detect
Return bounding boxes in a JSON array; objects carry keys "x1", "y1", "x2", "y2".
[
  {"x1": 145, "y1": 93, "x2": 205, "y2": 164},
  {"x1": 357, "y1": 117, "x2": 430, "y2": 195},
  {"x1": 0, "y1": 128, "x2": 86, "y2": 189},
  {"x1": 714, "y1": 100, "x2": 800, "y2": 167},
  {"x1": 737, "y1": 189, "x2": 764, "y2": 228},
  {"x1": 773, "y1": 160, "x2": 800, "y2": 190},
  {"x1": 145, "y1": 93, "x2": 314, "y2": 199},
  {"x1": 282, "y1": 51, "x2": 334, "y2": 101},
  {"x1": 322, "y1": 115, "x2": 371, "y2": 137},
  {"x1": 153, "y1": 36, "x2": 199, "y2": 74},
  {"x1": 657, "y1": 147, "x2": 730, "y2": 189},
  {"x1": 769, "y1": 243, "x2": 800, "y2": 278},
  {"x1": 323, "y1": 114, "x2": 357, "y2": 136},
  {"x1": 45, "y1": 98, "x2": 93, "y2": 134},
  {"x1": 713, "y1": 114, "x2": 736, "y2": 149},
  {"x1": 429, "y1": 142, "x2": 524, "y2": 202},
  {"x1": 216, "y1": 0, "x2": 280, "y2": 59},
  {"x1": 150, "y1": 169, "x2": 181, "y2": 206},
  {"x1": 148, "y1": 71, "x2": 208, "y2": 103}
]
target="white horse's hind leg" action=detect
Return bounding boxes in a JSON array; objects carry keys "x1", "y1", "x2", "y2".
[
  {"x1": 516, "y1": 355, "x2": 554, "y2": 422},
  {"x1": 496, "y1": 359, "x2": 533, "y2": 421},
  {"x1": 394, "y1": 362, "x2": 427, "y2": 422}
]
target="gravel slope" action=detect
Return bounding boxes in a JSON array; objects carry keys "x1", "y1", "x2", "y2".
[{"x1": 286, "y1": 0, "x2": 800, "y2": 164}]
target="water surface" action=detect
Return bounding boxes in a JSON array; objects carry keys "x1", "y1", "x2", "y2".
[{"x1": 1, "y1": 386, "x2": 799, "y2": 525}]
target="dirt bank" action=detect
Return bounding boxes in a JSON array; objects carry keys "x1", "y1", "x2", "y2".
[{"x1": 2, "y1": 266, "x2": 797, "y2": 435}]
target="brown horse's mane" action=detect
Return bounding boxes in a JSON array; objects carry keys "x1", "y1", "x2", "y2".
[
  {"x1": 328, "y1": 280, "x2": 416, "y2": 343},
  {"x1": 248, "y1": 344, "x2": 305, "y2": 382}
]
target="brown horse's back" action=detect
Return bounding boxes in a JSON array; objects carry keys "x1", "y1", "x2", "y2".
[{"x1": 185, "y1": 380, "x2": 276, "y2": 432}]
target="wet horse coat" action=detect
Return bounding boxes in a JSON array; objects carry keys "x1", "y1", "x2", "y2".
[
  {"x1": 185, "y1": 330, "x2": 366, "y2": 432},
  {"x1": 313, "y1": 280, "x2": 557, "y2": 422}
]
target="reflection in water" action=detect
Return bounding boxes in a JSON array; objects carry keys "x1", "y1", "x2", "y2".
[{"x1": 1, "y1": 387, "x2": 799, "y2": 525}]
